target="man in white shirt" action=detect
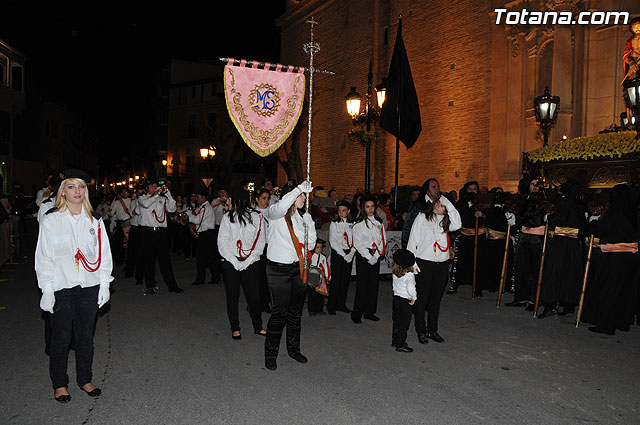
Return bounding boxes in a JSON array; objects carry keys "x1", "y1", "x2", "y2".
[
  {"x1": 137, "y1": 179, "x2": 184, "y2": 294},
  {"x1": 109, "y1": 189, "x2": 132, "y2": 266},
  {"x1": 188, "y1": 189, "x2": 217, "y2": 285}
]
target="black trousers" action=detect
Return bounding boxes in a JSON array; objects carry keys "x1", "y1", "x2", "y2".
[
  {"x1": 352, "y1": 252, "x2": 381, "y2": 320},
  {"x1": 392, "y1": 295, "x2": 413, "y2": 347},
  {"x1": 264, "y1": 261, "x2": 307, "y2": 360},
  {"x1": 124, "y1": 225, "x2": 144, "y2": 282},
  {"x1": 258, "y1": 249, "x2": 271, "y2": 312},
  {"x1": 210, "y1": 228, "x2": 222, "y2": 282},
  {"x1": 221, "y1": 260, "x2": 263, "y2": 333},
  {"x1": 194, "y1": 230, "x2": 216, "y2": 284},
  {"x1": 307, "y1": 285, "x2": 325, "y2": 313},
  {"x1": 140, "y1": 227, "x2": 179, "y2": 289},
  {"x1": 327, "y1": 249, "x2": 352, "y2": 313},
  {"x1": 112, "y1": 220, "x2": 125, "y2": 265},
  {"x1": 414, "y1": 258, "x2": 449, "y2": 334},
  {"x1": 49, "y1": 285, "x2": 99, "y2": 389}
]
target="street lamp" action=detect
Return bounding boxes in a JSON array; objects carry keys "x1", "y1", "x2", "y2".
[
  {"x1": 344, "y1": 61, "x2": 385, "y2": 194},
  {"x1": 622, "y1": 77, "x2": 640, "y2": 138},
  {"x1": 200, "y1": 146, "x2": 216, "y2": 160},
  {"x1": 534, "y1": 86, "x2": 560, "y2": 147}
]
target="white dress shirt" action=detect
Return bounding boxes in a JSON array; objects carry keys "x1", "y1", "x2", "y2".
[
  {"x1": 110, "y1": 198, "x2": 132, "y2": 221},
  {"x1": 261, "y1": 188, "x2": 316, "y2": 263},
  {"x1": 329, "y1": 218, "x2": 355, "y2": 262},
  {"x1": 407, "y1": 195, "x2": 461, "y2": 263},
  {"x1": 129, "y1": 199, "x2": 140, "y2": 226},
  {"x1": 35, "y1": 209, "x2": 114, "y2": 293},
  {"x1": 218, "y1": 210, "x2": 266, "y2": 270},
  {"x1": 311, "y1": 252, "x2": 331, "y2": 282},
  {"x1": 137, "y1": 191, "x2": 177, "y2": 228},
  {"x1": 392, "y1": 269, "x2": 418, "y2": 300},
  {"x1": 211, "y1": 198, "x2": 229, "y2": 227},
  {"x1": 353, "y1": 216, "x2": 387, "y2": 263},
  {"x1": 188, "y1": 201, "x2": 216, "y2": 233}
]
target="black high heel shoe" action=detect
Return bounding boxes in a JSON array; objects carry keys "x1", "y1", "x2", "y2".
[
  {"x1": 54, "y1": 389, "x2": 71, "y2": 403},
  {"x1": 80, "y1": 387, "x2": 101, "y2": 397},
  {"x1": 254, "y1": 330, "x2": 267, "y2": 336},
  {"x1": 232, "y1": 332, "x2": 242, "y2": 340}
]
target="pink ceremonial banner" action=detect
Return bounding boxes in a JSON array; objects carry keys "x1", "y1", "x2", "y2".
[{"x1": 224, "y1": 62, "x2": 306, "y2": 157}]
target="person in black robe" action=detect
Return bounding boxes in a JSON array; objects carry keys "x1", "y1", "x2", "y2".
[
  {"x1": 477, "y1": 190, "x2": 510, "y2": 295},
  {"x1": 506, "y1": 175, "x2": 546, "y2": 310},
  {"x1": 452, "y1": 181, "x2": 485, "y2": 295},
  {"x1": 538, "y1": 179, "x2": 588, "y2": 318},
  {"x1": 582, "y1": 184, "x2": 639, "y2": 335}
]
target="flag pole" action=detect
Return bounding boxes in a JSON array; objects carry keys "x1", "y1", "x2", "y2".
[{"x1": 393, "y1": 16, "x2": 402, "y2": 212}]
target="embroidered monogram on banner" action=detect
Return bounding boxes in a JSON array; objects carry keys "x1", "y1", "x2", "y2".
[{"x1": 224, "y1": 60, "x2": 306, "y2": 157}]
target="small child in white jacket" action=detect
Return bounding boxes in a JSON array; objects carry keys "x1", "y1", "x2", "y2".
[{"x1": 391, "y1": 249, "x2": 418, "y2": 352}]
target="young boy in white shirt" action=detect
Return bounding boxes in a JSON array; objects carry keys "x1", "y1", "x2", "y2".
[{"x1": 391, "y1": 249, "x2": 418, "y2": 352}]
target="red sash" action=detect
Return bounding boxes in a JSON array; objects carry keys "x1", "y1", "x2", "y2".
[{"x1": 74, "y1": 220, "x2": 102, "y2": 272}]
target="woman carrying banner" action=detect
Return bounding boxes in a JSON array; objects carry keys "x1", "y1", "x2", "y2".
[
  {"x1": 218, "y1": 187, "x2": 266, "y2": 339},
  {"x1": 351, "y1": 195, "x2": 387, "y2": 324},
  {"x1": 407, "y1": 194, "x2": 461, "y2": 344},
  {"x1": 35, "y1": 169, "x2": 113, "y2": 402},
  {"x1": 261, "y1": 180, "x2": 315, "y2": 370}
]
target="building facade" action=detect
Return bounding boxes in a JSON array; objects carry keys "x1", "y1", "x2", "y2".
[{"x1": 276, "y1": 0, "x2": 639, "y2": 194}]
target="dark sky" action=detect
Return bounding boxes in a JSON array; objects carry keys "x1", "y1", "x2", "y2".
[{"x1": 2, "y1": 1, "x2": 286, "y2": 169}]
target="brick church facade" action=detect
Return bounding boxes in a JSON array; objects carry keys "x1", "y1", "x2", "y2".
[{"x1": 276, "y1": 0, "x2": 639, "y2": 194}]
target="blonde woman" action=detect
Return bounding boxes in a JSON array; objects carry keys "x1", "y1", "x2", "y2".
[{"x1": 35, "y1": 169, "x2": 114, "y2": 403}]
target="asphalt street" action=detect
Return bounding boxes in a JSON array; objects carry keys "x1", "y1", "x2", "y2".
[{"x1": 2, "y1": 220, "x2": 639, "y2": 425}]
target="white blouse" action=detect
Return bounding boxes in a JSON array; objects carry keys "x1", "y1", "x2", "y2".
[
  {"x1": 329, "y1": 219, "x2": 355, "y2": 262},
  {"x1": 137, "y1": 192, "x2": 177, "y2": 228},
  {"x1": 218, "y1": 210, "x2": 266, "y2": 270},
  {"x1": 392, "y1": 269, "x2": 418, "y2": 300},
  {"x1": 188, "y1": 202, "x2": 216, "y2": 233},
  {"x1": 35, "y1": 209, "x2": 114, "y2": 293},
  {"x1": 352, "y1": 216, "x2": 387, "y2": 263},
  {"x1": 261, "y1": 188, "x2": 316, "y2": 264},
  {"x1": 407, "y1": 195, "x2": 461, "y2": 263}
]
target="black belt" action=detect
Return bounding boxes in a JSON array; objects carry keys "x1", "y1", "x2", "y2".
[
  {"x1": 144, "y1": 226, "x2": 166, "y2": 232},
  {"x1": 267, "y1": 260, "x2": 298, "y2": 266}
]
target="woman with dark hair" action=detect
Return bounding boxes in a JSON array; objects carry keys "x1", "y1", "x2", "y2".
[
  {"x1": 407, "y1": 194, "x2": 461, "y2": 343},
  {"x1": 253, "y1": 188, "x2": 272, "y2": 313},
  {"x1": 352, "y1": 193, "x2": 363, "y2": 222},
  {"x1": 582, "y1": 184, "x2": 639, "y2": 335},
  {"x1": 217, "y1": 187, "x2": 266, "y2": 339},
  {"x1": 402, "y1": 178, "x2": 441, "y2": 249},
  {"x1": 327, "y1": 200, "x2": 355, "y2": 314},
  {"x1": 261, "y1": 180, "x2": 315, "y2": 370},
  {"x1": 35, "y1": 169, "x2": 113, "y2": 402},
  {"x1": 351, "y1": 194, "x2": 387, "y2": 323}
]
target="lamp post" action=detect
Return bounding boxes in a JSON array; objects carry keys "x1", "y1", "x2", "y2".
[
  {"x1": 534, "y1": 86, "x2": 560, "y2": 147},
  {"x1": 345, "y1": 61, "x2": 386, "y2": 194},
  {"x1": 200, "y1": 145, "x2": 216, "y2": 196},
  {"x1": 622, "y1": 77, "x2": 640, "y2": 138}
]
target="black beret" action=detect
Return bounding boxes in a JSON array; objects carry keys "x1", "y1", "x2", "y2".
[
  {"x1": 195, "y1": 189, "x2": 209, "y2": 197},
  {"x1": 392, "y1": 249, "x2": 415, "y2": 268},
  {"x1": 316, "y1": 238, "x2": 326, "y2": 245},
  {"x1": 60, "y1": 168, "x2": 91, "y2": 183}
]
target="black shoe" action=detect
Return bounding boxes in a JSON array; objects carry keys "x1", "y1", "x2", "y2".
[
  {"x1": 589, "y1": 326, "x2": 615, "y2": 335},
  {"x1": 254, "y1": 330, "x2": 267, "y2": 337},
  {"x1": 143, "y1": 287, "x2": 156, "y2": 296},
  {"x1": 351, "y1": 314, "x2": 362, "y2": 324},
  {"x1": 364, "y1": 315, "x2": 380, "y2": 322},
  {"x1": 558, "y1": 307, "x2": 575, "y2": 317},
  {"x1": 191, "y1": 281, "x2": 204, "y2": 285},
  {"x1": 537, "y1": 307, "x2": 557, "y2": 319},
  {"x1": 289, "y1": 352, "x2": 308, "y2": 363},
  {"x1": 417, "y1": 333, "x2": 429, "y2": 344},
  {"x1": 338, "y1": 306, "x2": 352, "y2": 313},
  {"x1": 396, "y1": 345, "x2": 414, "y2": 353},
  {"x1": 168, "y1": 286, "x2": 184, "y2": 293},
  {"x1": 54, "y1": 390, "x2": 71, "y2": 403},
  {"x1": 427, "y1": 331, "x2": 444, "y2": 343},
  {"x1": 505, "y1": 300, "x2": 526, "y2": 307},
  {"x1": 232, "y1": 332, "x2": 242, "y2": 340},
  {"x1": 80, "y1": 386, "x2": 101, "y2": 397},
  {"x1": 265, "y1": 358, "x2": 277, "y2": 370},
  {"x1": 446, "y1": 288, "x2": 457, "y2": 295}
]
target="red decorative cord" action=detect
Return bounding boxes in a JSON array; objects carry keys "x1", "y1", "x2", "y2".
[
  {"x1": 344, "y1": 231, "x2": 353, "y2": 249},
  {"x1": 75, "y1": 221, "x2": 102, "y2": 272},
  {"x1": 195, "y1": 206, "x2": 206, "y2": 232},
  {"x1": 236, "y1": 216, "x2": 263, "y2": 260},
  {"x1": 433, "y1": 233, "x2": 450, "y2": 253},
  {"x1": 152, "y1": 199, "x2": 167, "y2": 223},
  {"x1": 372, "y1": 224, "x2": 386, "y2": 257}
]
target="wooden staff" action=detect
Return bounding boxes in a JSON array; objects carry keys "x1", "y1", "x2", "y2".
[
  {"x1": 576, "y1": 235, "x2": 595, "y2": 327},
  {"x1": 496, "y1": 224, "x2": 512, "y2": 307},
  {"x1": 472, "y1": 215, "x2": 479, "y2": 300},
  {"x1": 533, "y1": 222, "x2": 550, "y2": 317}
]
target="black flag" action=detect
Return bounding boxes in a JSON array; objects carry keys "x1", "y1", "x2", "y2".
[{"x1": 379, "y1": 19, "x2": 421, "y2": 149}]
